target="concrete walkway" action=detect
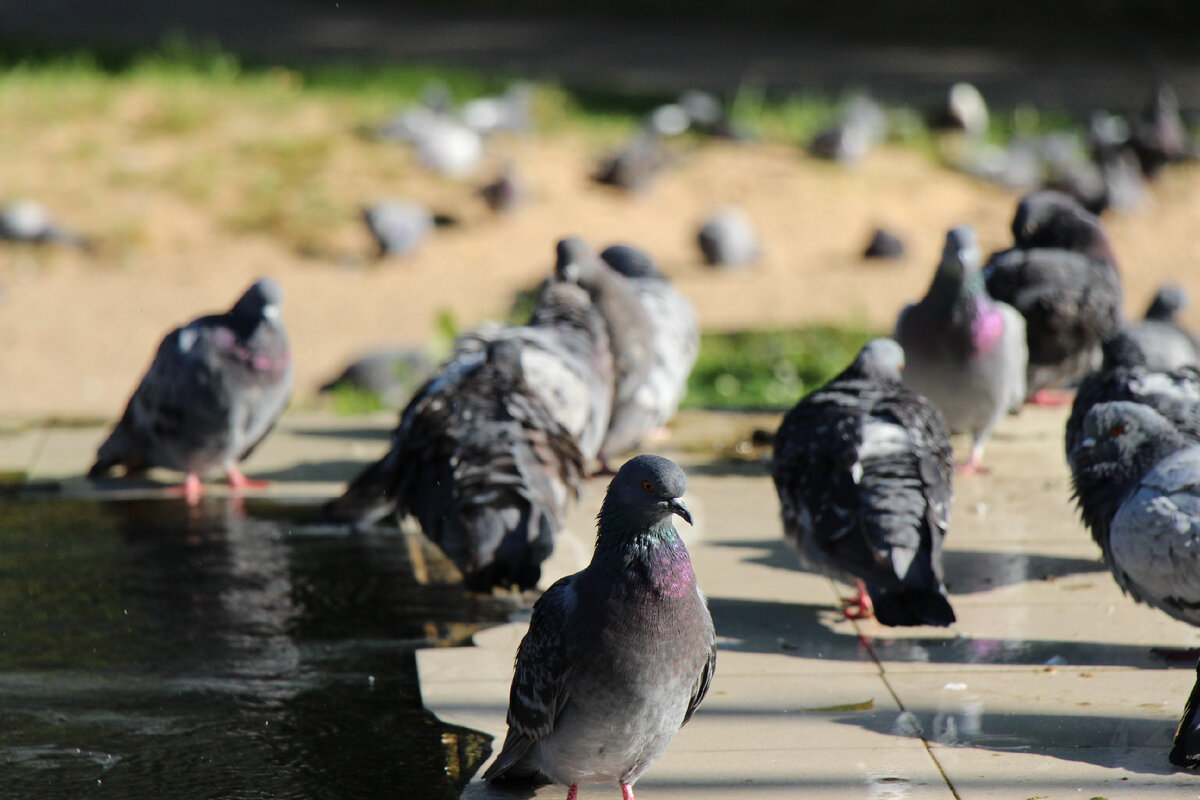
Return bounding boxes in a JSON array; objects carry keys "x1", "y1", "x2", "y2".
[{"x1": 5, "y1": 406, "x2": 1200, "y2": 796}]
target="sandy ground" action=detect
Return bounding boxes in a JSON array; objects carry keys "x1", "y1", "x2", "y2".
[{"x1": 2, "y1": 131, "x2": 1200, "y2": 418}]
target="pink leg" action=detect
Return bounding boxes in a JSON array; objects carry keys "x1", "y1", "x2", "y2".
[
  {"x1": 225, "y1": 465, "x2": 269, "y2": 491},
  {"x1": 644, "y1": 426, "x2": 671, "y2": 444},
  {"x1": 1027, "y1": 388, "x2": 1075, "y2": 407},
  {"x1": 183, "y1": 473, "x2": 203, "y2": 506},
  {"x1": 566, "y1": 785, "x2": 579, "y2": 800},
  {"x1": 955, "y1": 441, "x2": 990, "y2": 475},
  {"x1": 621, "y1": 782, "x2": 636, "y2": 800},
  {"x1": 843, "y1": 579, "x2": 875, "y2": 620}
]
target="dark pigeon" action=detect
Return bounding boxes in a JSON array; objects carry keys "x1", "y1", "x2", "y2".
[
  {"x1": 1064, "y1": 331, "x2": 1200, "y2": 457},
  {"x1": 592, "y1": 128, "x2": 673, "y2": 192},
  {"x1": 460, "y1": 81, "x2": 534, "y2": 136},
  {"x1": 771, "y1": 338, "x2": 957, "y2": 626},
  {"x1": 983, "y1": 190, "x2": 1123, "y2": 402},
  {"x1": 478, "y1": 165, "x2": 526, "y2": 213},
  {"x1": 807, "y1": 92, "x2": 888, "y2": 164},
  {"x1": 895, "y1": 226, "x2": 1027, "y2": 473},
  {"x1": 1122, "y1": 284, "x2": 1200, "y2": 371},
  {"x1": 697, "y1": 206, "x2": 760, "y2": 268},
  {"x1": 1129, "y1": 83, "x2": 1192, "y2": 180},
  {"x1": 483, "y1": 454, "x2": 715, "y2": 800},
  {"x1": 322, "y1": 337, "x2": 584, "y2": 591},
  {"x1": 863, "y1": 228, "x2": 906, "y2": 260},
  {"x1": 88, "y1": 278, "x2": 292, "y2": 504}
]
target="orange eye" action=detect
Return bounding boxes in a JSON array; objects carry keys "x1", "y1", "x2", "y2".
[
  {"x1": 641, "y1": 480, "x2": 654, "y2": 492},
  {"x1": 1110, "y1": 424, "x2": 1125, "y2": 437}
]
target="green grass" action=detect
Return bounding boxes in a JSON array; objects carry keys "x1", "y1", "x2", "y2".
[{"x1": 683, "y1": 325, "x2": 880, "y2": 410}]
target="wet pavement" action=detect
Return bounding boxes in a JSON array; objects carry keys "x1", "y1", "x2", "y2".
[{"x1": 4, "y1": 406, "x2": 1200, "y2": 796}]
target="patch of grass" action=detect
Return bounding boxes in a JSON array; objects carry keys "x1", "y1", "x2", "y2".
[
  {"x1": 327, "y1": 385, "x2": 389, "y2": 416},
  {"x1": 683, "y1": 325, "x2": 880, "y2": 410}
]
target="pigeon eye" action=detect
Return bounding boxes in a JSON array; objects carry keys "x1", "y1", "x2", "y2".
[
  {"x1": 1110, "y1": 424, "x2": 1125, "y2": 437},
  {"x1": 641, "y1": 480, "x2": 654, "y2": 492}
]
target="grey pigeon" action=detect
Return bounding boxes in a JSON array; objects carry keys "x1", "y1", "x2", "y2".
[
  {"x1": 0, "y1": 200, "x2": 91, "y2": 250},
  {"x1": 863, "y1": 227, "x2": 906, "y2": 260},
  {"x1": 697, "y1": 206, "x2": 760, "y2": 268},
  {"x1": 460, "y1": 81, "x2": 534, "y2": 136},
  {"x1": 554, "y1": 238, "x2": 656, "y2": 467},
  {"x1": 318, "y1": 346, "x2": 434, "y2": 407},
  {"x1": 592, "y1": 128, "x2": 672, "y2": 192},
  {"x1": 771, "y1": 339, "x2": 957, "y2": 626},
  {"x1": 1064, "y1": 331, "x2": 1200, "y2": 457},
  {"x1": 895, "y1": 226, "x2": 1028, "y2": 472},
  {"x1": 600, "y1": 243, "x2": 700, "y2": 442},
  {"x1": 88, "y1": 278, "x2": 292, "y2": 505},
  {"x1": 1122, "y1": 284, "x2": 1200, "y2": 371},
  {"x1": 983, "y1": 190, "x2": 1123, "y2": 402},
  {"x1": 477, "y1": 164, "x2": 526, "y2": 214},
  {"x1": 362, "y1": 201, "x2": 458, "y2": 258},
  {"x1": 483, "y1": 454, "x2": 715, "y2": 799},
  {"x1": 323, "y1": 338, "x2": 584, "y2": 590},
  {"x1": 1130, "y1": 83, "x2": 1192, "y2": 180},
  {"x1": 807, "y1": 92, "x2": 888, "y2": 164}
]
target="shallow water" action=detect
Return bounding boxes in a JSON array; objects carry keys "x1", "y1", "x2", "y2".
[{"x1": 0, "y1": 496, "x2": 516, "y2": 799}]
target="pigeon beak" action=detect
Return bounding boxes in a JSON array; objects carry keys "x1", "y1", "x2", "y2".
[{"x1": 667, "y1": 497, "x2": 693, "y2": 526}]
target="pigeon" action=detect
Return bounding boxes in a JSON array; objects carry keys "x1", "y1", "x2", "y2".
[
  {"x1": 863, "y1": 227, "x2": 906, "y2": 260},
  {"x1": 807, "y1": 92, "x2": 888, "y2": 164},
  {"x1": 697, "y1": 206, "x2": 760, "y2": 268},
  {"x1": 554, "y1": 238, "x2": 656, "y2": 467},
  {"x1": 88, "y1": 278, "x2": 292, "y2": 505},
  {"x1": 895, "y1": 226, "x2": 1028, "y2": 473},
  {"x1": 983, "y1": 190, "x2": 1123, "y2": 403},
  {"x1": 460, "y1": 81, "x2": 534, "y2": 136},
  {"x1": 771, "y1": 338, "x2": 957, "y2": 626},
  {"x1": 592, "y1": 128, "x2": 672, "y2": 192},
  {"x1": 362, "y1": 201, "x2": 457, "y2": 258},
  {"x1": 1064, "y1": 331, "x2": 1200, "y2": 457},
  {"x1": 477, "y1": 164, "x2": 526, "y2": 213},
  {"x1": 318, "y1": 346, "x2": 434, "y2": 407},
  {"x1": 677, "y1": 88, "x2": 755, "y2": 141},
  {"x1": 926, "y1": 82, "x2": 989, "y2": 138},
  {"x1": 599, "y1": 243, "x2": 700, "y2": 444},
  {"x1": 483, "y1": 454, "x2": 715, "y2": 799},
  {"x1": 1129, "y1": 83, "x2": 1191, "y2": 180},
  {"x1": 1122, "y1": 285, "x2": 1200, "y2": 371},
  {"x1": 0, "y1": 200, "x2": 91, "y2": 250},
  {"x1": 324, "y1": 338, "x2": 583, "y2": 590}
]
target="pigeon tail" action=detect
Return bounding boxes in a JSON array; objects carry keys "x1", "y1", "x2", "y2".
[
  {"x1": 1171, "y1": 660, "x2": 1200, "y2": 769},
  {"x1": 869, "y1": 587, "x2": 956, "y2": 627},
  {"x1": 320, "y1": 453, "x2": 400, "y2": 527}
]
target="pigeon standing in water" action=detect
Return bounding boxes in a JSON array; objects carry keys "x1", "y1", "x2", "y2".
[
  {"x1": 983, "y1": 190, "x2": 1123, "y2": 404},
  {"x1": 600, "y1": 243, "x2": 700, "y2": 445},
  {"x1": 1122, "y1": 284, "x2": 1200, "y2": 371},
  {"x1": 894, "y1": 226, "x2": 1027, "y2": 473},
  {"x1": 88, "y1": 278, "x2": 292, "y2": 505},
  {"x1": 772, "y1": 339, "x2": 957, "y2": 626},
  {"x1": 483, "y1": 454, "x2": 715, "y2": 799}
]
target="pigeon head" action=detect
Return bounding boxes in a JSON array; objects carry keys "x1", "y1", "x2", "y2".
[
  {"x1": 851, "y1": 338, "x2": 906, "y2": 383},
  {"x1": 1010, "y1": 190, "x2": 1112, "y2": 260},
  {"x1": 531, "y1": 281, "x2": 597, "y2": 329},
  {"x1": 600, "y1": 244, "x2": 664, "y2": 281},
  {"x1": 1145, "y1": 284, "x2": 1187, "y2": 321},
  {"x1": 554, "y1": 236, "x2": 594, "y2": 283},
  {"x1": 597, "y1": 454, "x2": 692, "y2": 542},
  {"x1": 1100, "y1": 331, "x2": 1150, "y2": 370},
  {"x1": 232, "y1": 277, "x2": 284, "y2": 323}
]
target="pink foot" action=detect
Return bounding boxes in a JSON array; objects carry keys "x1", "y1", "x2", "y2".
[
  {"x1": 225, "y1": 466, "x2": 269, "y2": 491},
  {"x1": 1027, "y1": 388, "x2": 1075, "y2": 407},
  {"x1": 621, "y1": 782, "x2": 636, "y2": 800},
  {"x1": 955, "y1": 445, "x2": 990, "y2": 475},
  {"x1": 842, "y1": 579, "x2": 875, "y2": 620},
  {"x1": 644, "y1": 426, "x2": 671, "y2": 444},
  {"x1": 182, "y1": 473, "x2": 203, "y2": 506},
  {"x1": 566, "y1": 784, "x2": 579, "y2": 800}
]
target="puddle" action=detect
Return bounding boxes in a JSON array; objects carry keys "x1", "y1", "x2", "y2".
[{"x1": 0, "y1": 496, "x2": 518, "y2": 799}]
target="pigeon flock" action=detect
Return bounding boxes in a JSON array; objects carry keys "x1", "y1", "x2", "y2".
[{"x1": 42, "y1": 75, "x2": 1200, "y2": 787}]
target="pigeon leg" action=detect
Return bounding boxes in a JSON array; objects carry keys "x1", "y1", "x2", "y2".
[
  {"x1": 620, "y1": 783, "x2": 635, "y2": 800},
  {"x1": 565, "y1": 785, "x2": 579, "y2": 800},
  {"x1": 1027, "y1": 388, "x2": 1075, "y2": 406},
  {"x1": 225, "y1": 465, "x2": 269, "y2": 491},
  {"x1": 183, "y1": 473, "x2": 203, "y2": 506},
  {"x1": 956, "y1": 440, "x2": 990, "y2": 475},
  {"x1": 644, "y1": 426, "x2": 672, "y2": 444},
  {"x1": 843, "y1": 580, "x2": 875, "y2": 620}
]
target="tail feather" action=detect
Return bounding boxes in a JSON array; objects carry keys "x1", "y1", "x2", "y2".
[
  {"x1": 320, "y1": 453, "x2": 401, "y2": 526},
  {"x1": 870, "y1": 588, "x2": 956, "y2": 627},
  {"x1": 1171, "y1": 661, "x2": 1200, "y2": 768},
  {"x1": 87, "y1": 423, "x2": 135, "y2": 479}
]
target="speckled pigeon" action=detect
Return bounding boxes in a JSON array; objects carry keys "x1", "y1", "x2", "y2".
[
  {"x1": 483, "y1": 454, "x2": 715, "y2": 799},
  {"x1": 599, "y1": 243, "x2": 700, "y2": 445},
  {"x1": 88, "y1": 278, "x2": 292, "y2": 505},
  {"x1": 983, "y1": 190, "x2": 1123, "y2": 403},
  {"x1": 894, "y1": 226, "x2": 1027, "y2": 473},
  {"x1": 1064, "y1": 331, "x2": 1200, "y2": 457},
  {"x1": 697, "y1": 206, "x2": 760, "y2": 269},
  {"x1": 323, "y1": 337, "x2": 584, "y2": 591},
  {"x1": 553, "y1": 237, "x2": 656, "y2": 467},
  {"x1": 771, "y1": 338, "x2": 957, "y2": 626},
  {"x1": 1122, "y1": 284, "x2": 1200, "y2": 371}
]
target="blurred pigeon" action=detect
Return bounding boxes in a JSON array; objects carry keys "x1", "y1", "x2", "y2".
[
  {"x1": 983, "y1": 190, "x2": 1123, "y2": 403},
  {"x1": 953, "y1": 134, "x2": 1044, "y2": 192},
  {"x1": 88, "y1": 278, "x2": 292, "y2": 505},
  {"x1": 483, "y1": 454, "x2": 715, "y2": 799},
  {"x1": 592, "y1": 128, "x2": 673, "y2": 192},
  {"x1": 362, "y1": 201, "x2": 458, "y2": 258},
  {"x1": 926, "y1": 82, "x2": 989, "y2": 138},
  {"x1": 647, "y1": 103, "x2": 692, "y2": 137},
  {"x1": 1064, "y1": 331, "x2": 1200, "y2": 456},
  {"x1": 478, "y1": 164, "x2": 526, "y2": 214},
  {"x1": 1086, "y1": 111, "x2": 1151, "y2": 213},
  {"x1": 1122, "y1": 284, "x2": 1200, "y2": 371},
  {"x1": 895, "y1": 226, "x2": 1028, "y2": 473},
  {"x1": 808, "y1": 92, "x2": 888, "y2": 164},
  {"x1": 863, "y1": 227, "x2": 906, "y2": 260},
  {"x1": 1130, "y1": 83, "x2": 1191, "y2": 180},
  {"x1": 678, "y1": 88, "x2": 754, "y2": 141},
  {"x1": 697, "y1": 206, "x2": 760, "y2": 268},
  {"x1": 319, "y1": 346, "x2": 434, "y2": 407},
  {"x1": 1173, "y1": 666, "x2": 1200, "y2": 768},
  {"x1": 460, "y1": 81, "x2": 534, "y2": 136},
  {"x1": 414, "y1": 116, "x2": 484, "y2": 177},
  {"x1": 372, "y1": 82, "x2": 456, "y2": 142},
  {"x1": 600, "y1": 243, "x2": 700, "y2": 443},
  {"x1": 554, "y1": 238, "x2": 656, "y2": 467},
  {"x1": 772, "y1": 339, "x2": 957, "y2": 626},
  {"x1": 323, "y1": 338, "x2": 584, "y2": 590},
  {"x1": 0, "y1": 200, "x2": 91, "y2": 250}
]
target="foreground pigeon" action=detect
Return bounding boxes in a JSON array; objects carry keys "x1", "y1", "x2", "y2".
[
  {"x1": 324, "y1": 338, "x2": 584, "y2": 590},
  {"x1": 1123, "y1": 284, "x2": 1200, "y2": 371},
  {"x1": 772, "y1": 339, "x2": 956, "y2": 626},
  {"x1": 88, "y1": 278, "x2": 292, "y2": 504},
  {"x1": 600, "y1": 243, "x2": 700, "y2": 444},
  {"x1": 983, "y1": 190, "x2": 1123, "y2": 403},
  {"x1": 894, "y1": 226, "x2": 1027, "y2": 473},
  {"x1": 1064, "y1": 332, "x2": 1200, "y2": 457},
  {"x1": 697, "y1": 206, "x2": 760, "y2": 268},
  {"x1": 483, "y1": 454, "x2": 715, "y2": 799}
]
